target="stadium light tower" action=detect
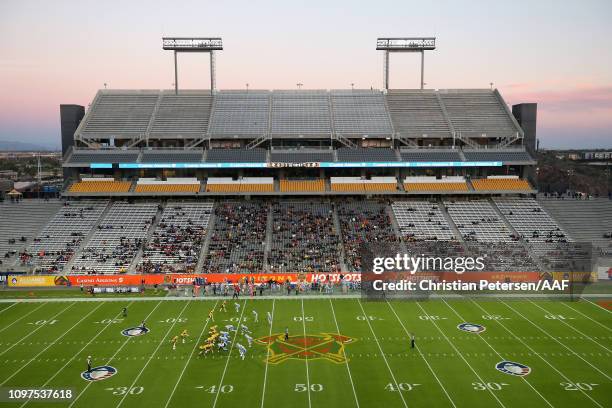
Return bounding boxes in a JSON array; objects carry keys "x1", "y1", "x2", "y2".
[
  {"x1": 376, "y1": 37, "x2": 436, "y2": 90},
  {"x1": 162, "y1": 37, "x2": 223, "y2": 95}
]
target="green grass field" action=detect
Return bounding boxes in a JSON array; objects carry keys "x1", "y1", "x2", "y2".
[{"x1": 0, "y1": 297, "x2": 610, "y2": 408}]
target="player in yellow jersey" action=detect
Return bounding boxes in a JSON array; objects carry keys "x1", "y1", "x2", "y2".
[
  {"x1": 208, "y1": 309, "x2": 214, "y2": 322},
  {"x1": 170, "y1": 335, "x2": 179, "y2": 350},
  {"x1": 180, "y1": 329, "x2": 189, "y2": 344},
  {"x1": 198, "y1": 342, "x2": 214, "y2": 356},
  {"x1": 220, "y1": 301, "x2": 227, "y2": 312}
]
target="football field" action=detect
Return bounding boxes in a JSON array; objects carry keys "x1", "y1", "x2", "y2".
[{"x1": 0, "y1": 297, "x2": 610, "y2": 408}]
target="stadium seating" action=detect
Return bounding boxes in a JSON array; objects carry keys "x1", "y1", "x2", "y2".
[
  {"x1": 208, "y1": 91, "x2": 270, "y2": 136},
  {"x1": 400, "y1": 149, "x2": 462, "y2": 162},
  {"x1": 205, "y1": 149, "x2": 267, "y2": 163},
  {"x1": 280, "y1": 179, "x2": 325, "y2": 192},
  {"x1": 336, "y1": 148, "x2": 398, "y2": 162},
  {"x1": 269, "y1": 202, "x2": 340, "y2": 273},
  {"x1": 137, "y1": 202, "x2": 213, "y2": 273},
  {"x1": 0, "y1": 199, "x2": 64, "y2": 262},
  {"x1": 69, "y1": 180, "x2": 132, "y2": 193},
  {"x1": 331, "y1": 183, "x2": 365, "y2": 192},
  {"x1": 202, "y1": 202, "x2": 268, "y2": 273},
  {"x1": 403, "y1": 176, "x2": 468, "y2": 192},
  {"x1": 386, "y1": 90, "x2": 452, "y2": 138},
  {"x1": 337, "y1": 201, "x2": 398, "y2": 271},
  {"x1": 71, "y1": 202, "x2": 158, "y2": 274},
  {"x1": 271, "y1": 91, "x2": 331, "y2": 136},
  {"x1": 140, "y1": 150, "x2": 204, "y2": 163},
  {"x1": 463, "y1": 149, "x2": 535, "y2": 162},
  {"x1": 331, "y1": 90, "x2": 393, "y2": 136},
  {"x1": 24, "y1": 200, "x2": 108, "y2": 272},
  {"x1": 270, "y1": 151, "x2": 334, "y2": 163},
  {"x1": 68, "y1": 150, "x2": 140, "y2": 164},
  {"x1": 392, "y1": 201, "x2": 455, "y2": 240},
  {"x1": 148, "y1": 92, "x2": 213, "y2": 139},
  {"x1": 135, "y1": 178, "x2": 200, "y2": 193},
  {"x1": 445, "y1": 199, "x2": 513, "y2": 242},
  {"x1": 471, "y1": 178, "x2": 532, "y2": 191}
]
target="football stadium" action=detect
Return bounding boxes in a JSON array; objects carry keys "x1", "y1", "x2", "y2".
[{"x1": 1, "y1": 4, "x2": 611, "y2": 407}]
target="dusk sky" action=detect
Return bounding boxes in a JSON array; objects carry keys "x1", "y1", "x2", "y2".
[{"x1": 1, "y1": 0, "x2": 611, "y2": 149}]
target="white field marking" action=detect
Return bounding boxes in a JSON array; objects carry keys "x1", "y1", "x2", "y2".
[
  {"x1": 68, "y1": 300, "x2": 163, "y2": 408},
  {"x1": 503, "y1": 300, "x2": 612, "y2": 381},
  {"x1": 0, "y1": 302, "x2": 48, "y2": 334},
  {"x1": 1, "y1": 302, "x2": 104, "y2": 386},
  {"x1": 442, "y1": 300, "x2": 554, "y2": 408},
  {"x1": 259, "y1": 299, "x2": 276, "y2": 408},
  {"x1": 582, "y1": 298, "x2": 612, "y2": 314},
  {"x1": 415, "y1": 301, "x2": 506, "y2": 408},
  {"x1": 472, "y1": 300, "x2": 604, "y2": 408},
  {"x1": 357, "y1": 299, "x2": 408, "y2": 408},
  {"x1": 163, "y1": 300, "x2": 219, "y2": 408},
  {"x1": 386, "y1": 301, "x2": 456, "y2": 408},
  {"x1": 116, "y1": 300, "x2": 193, "y2": 408},
  {"x1": 300, "y1": 298, "x2": 312, "y2": 408},
  {"x1": 560, "y1": 302, "x2": 612, "y2": 333},
  {"x1": 0, "y1": 303, "x2": 17, "y2": 315},
  {"x1": 211, "y1": 299, "x2": 248, "y2": 408},
  {"x1": 20, "y1": 301, "x2": 136, "y2": 408},
  {"x1": 0, "y1": 302, "x2": 75, "y2": 358},
  {"x1": 329, "y1": 299, "x2": 360, "y2": 408},
  {"x1": 526, "y1": 300, "x2": 612, "y2": 354}
]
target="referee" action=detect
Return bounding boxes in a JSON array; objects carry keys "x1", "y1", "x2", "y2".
[
  {"x1": 87, "y1": 355, "x2": 92, "y2": 372},
  {"x1": 410, "y1": 334, "x2": 415, "y2": 349}
]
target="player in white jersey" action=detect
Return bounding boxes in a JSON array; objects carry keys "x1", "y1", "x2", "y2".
[
  {"x1": 225, "y1": 324, "x2": 236, "y2": 332},
  {"x1": 244, "y1": 333, "x2": 253, "y2": 347},
  {"x1": 267, "y1": 311, "x2": 272, "y2": 325},
  {"x1": 252, "y1": 310, "x2": 258, "y2": 322},
  {"x1": 240, "y1": 324, "x2": 250, "y2": 334},
  {"x1": 237, "y1": 343, "x2": 247, "y2": 360},
  {"x1": 234, "y1": 302, "x2": 241, "y2": 313},
  {"x1": 217, "y1": 340, "x2": 228, "y2": 351}
]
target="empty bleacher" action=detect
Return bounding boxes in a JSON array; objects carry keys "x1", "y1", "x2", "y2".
[
  {"x1": 77, "y1": 91, "x2": 159, "y2": 139},
  {"x1": 71, "y1": 202, "x2": 158, "y2": 274},
  {"x1": 0, "y1": 199, "x2": 63, "y2": 261},
  {"x1": 331, "y1": 90, "x2": 393, "y2": 136},
  {"x1": 471, "y1": 177, "x2": 532, "y2": 191},
  {"x1": 148, "y1": 92, "x2": 213, "y2": 138},
  {"x1": 392, "y1": 201, "x2": 455, "y2": 240},
  {"x1": 135, "y1": 178, "x2": 200, "y2": 193},
  {"x1": 271, "y1": 91, "x2": 331, "y2": 136},
  {"x1": 280, "y1": 179, "x2": 325, "y2": 192},
  {"x1": 270, "y1": 150, "x2": 334, "y2": 163},
  {"x1": 208, "y1": 91, "x2": 270, "y2": 136},
  {"x1": 68, "y1": 150, "x2": 140, "y2": 164},
  {"x1": 24, "y1": 200, "x2": 108, "y2": 272},
  {"x1": 400, "y1": 149, "x2": 461, "y2": 162},
  {"x1": 438, "y1": 89, "x2": 519, "y2": 138},
  {"x1": 403, "y1": 176, "x2": 468, "y2": 192},
  {"x1": 445, "y1": 199, "x2": 513, "y2": 242},
  {"x1": 386, "y1": 90, "x2": 452, "y2": 137},
  {"x1": 69, "y1": 179, "x2": 132, "y2": 193}
]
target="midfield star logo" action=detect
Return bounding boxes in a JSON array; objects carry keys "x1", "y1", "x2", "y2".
[{"x1": 256, "y1": 333, "x2": 354, "y2": 364}]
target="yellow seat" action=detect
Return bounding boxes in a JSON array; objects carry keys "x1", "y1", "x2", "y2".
[
  {"x1": 363, "y1": 183, "x2": 397, "y2": 192},
  {"x1": 404, "y1": 182, "x2": 468, "y2": 192},
  {"x1": 280, "y1": 180, "x2": 325, "y2": 192},
  {"x1": 135, "y1": 184, "x2": 200, "y2": 193},
  {"x1": 69, "y1": 181, "x2": 131, "y2": 193},
  {"x1": 331, "y1": 183, "x2": 365, "y2": 192},
  {"x1": 472, "y1": 179, "x2": 531, "y2": 191}
]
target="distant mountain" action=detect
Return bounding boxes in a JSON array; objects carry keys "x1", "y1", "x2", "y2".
[{"x1": 0, "y1": 140, "x2": 58, "y2": 152}]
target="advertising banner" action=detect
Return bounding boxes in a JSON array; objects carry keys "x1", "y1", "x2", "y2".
[{"x1": 7, "y1": 275, "x2": 70, "y2": 287}]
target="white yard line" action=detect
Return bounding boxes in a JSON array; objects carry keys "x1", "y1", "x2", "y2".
[
  {"x1": 115, "y1": 300, "x2": 193, "y2": 408},
  {"x1": 20, "y1": 301, "x2": 136, "y2": 408},
  {"x1": 0, "y1": 302, "x2": 48, "y2": 334},
  {"x1": 0, "y1": 302, "x2": 75, "y2": 358},
  {"x1": 69, "y1": 300, "x2": 164, "y2": 408},
  {"x1": 329, "y1": 299, "x2": 360, "y2": 408},
  {"x1": 582, "y1": 297, "x2": 611, "y2": 314},
  {"x1": 163, "y1": 300, "x2": 219, "y2": 408},
  {"x1": 357, "y1": 299, "x2": 409, "y2": 408},
  {"x1": 300, "y1": 298, "x2": 312, "y2": 408},
  {"x1": 259, "y1": 299, "x2": 276, "y2": 408},
  {"x1": 503, "y1": 300, "x2": 612, "y2": 381},
  {"x1": 526, "y1": 300, "x2": 612, "y2": 354},
  {"x1": 1, "y1": 302, "x2": 104, "y2": 386},
  {"x1": 471, "y1": 299, "x2": 604, "y2": 408},
  {"x1": 0, "y1": 302, "x2": 17, "y2": 315},
  {"x1": 560, "y1": 302, "x2": 612, "y2": 333},
  {"x1": 415, "y1": 301, "x2": 506, "y2": 408},
  {"x1": 211, "y1": 299, "x2": 248, "y2": 408},
  {"x1": 442, "y1": 299, "x2": 554, "y2": 408},
  {"x1": 386, "y1": 300, "x2": 456, "y2": 408}
]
